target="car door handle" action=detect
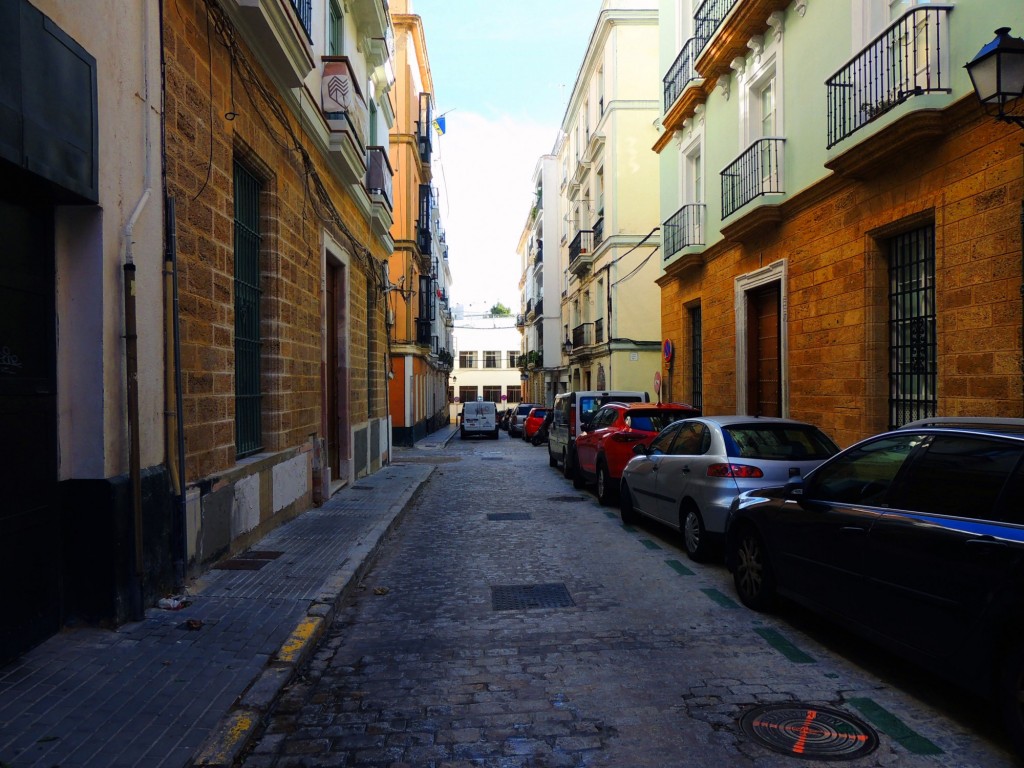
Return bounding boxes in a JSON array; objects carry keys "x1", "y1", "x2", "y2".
[
  {"x1": 681, "y1": 465, "x2": 691, "y2": 474},
  {"x1": 839, "y1": 526, "x2": 868, "y2": 535},
  {"x1": 966, "y1": 537, "x2": 1008, "y2": 549}
]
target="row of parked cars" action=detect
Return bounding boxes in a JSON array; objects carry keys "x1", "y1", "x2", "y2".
[{"x1": 534, "y1": 391, "x2": 1024, "y2": 755}]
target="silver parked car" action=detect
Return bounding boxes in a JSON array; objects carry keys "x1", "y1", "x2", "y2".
[{"x1": 619, "y1": 416, "x2": 839, "y2": 562}]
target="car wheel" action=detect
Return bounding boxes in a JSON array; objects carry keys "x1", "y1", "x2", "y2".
[
  {"x1": 571, "y1": 458, "x2": 586, "y2": 489},
  {"x1": 732, "y1": 525, "x2": 776, "y2": 612},
  {"x1": 562, "y1": 451, "x2": 573, "y2": 479},
  {"x1": 682, "y1": 503, "x2": 711, "y2": 563},
  {"x1": 548, "y1": 448, "x2": 558, "y2": 468},
  {"x1": 619, "y1": 482, "x2": 639, "y2": 525},
  {"x1": 596, "y1": 461, "x2": 615, "y2": 506},
  {"x1": 491, "y1": 429, "x2": 499, "y2": 440},
  {"x1": 999, "y1": 643, "x2": 1024, "y2": 757}
]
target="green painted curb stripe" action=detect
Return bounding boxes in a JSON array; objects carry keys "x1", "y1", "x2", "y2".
[
  {"x1": 847, "y1": 697, "x2": 943, "y2": 756},
  {"x1": 640, "y1": 539, "x2": 662, "y2": 550},
  {"x1": 621, "y1": 524, "x2": 638, "y2": 533},
  {"x1": 604, "y1": 511, "x2": 618, "y2": 519},
  {"x1": 754, "y1": 627, "x2": 815, "y2": 663},
  {"x1": 701, "y1": 588, "x2": 739, "y2": 608},
  {"x1": 665, "y1": 559, "x2": 694, "y2": 576}
]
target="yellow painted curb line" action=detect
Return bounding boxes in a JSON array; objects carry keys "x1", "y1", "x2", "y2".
[
  {"x1": 276, "y1": 615, "x2": 323, "y2": 664},
  {"x1": 192, "y1": 709, "x2": 258, "y2": 766}
]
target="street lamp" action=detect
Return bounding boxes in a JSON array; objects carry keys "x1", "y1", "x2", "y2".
[{"x1": 966, "y1": 28, "x2": 1024, "y2": 128}]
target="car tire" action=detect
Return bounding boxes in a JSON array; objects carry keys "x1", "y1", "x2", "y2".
[
  {"x1": 999, "y1": 643, "x2": 1024, "y2": 757},
  {"x1": 491, "y1": 429, "x2": 499, "y2": 440},
  {"x1": 571, "y1": 459, "x2": 586, "y2": 489},
  {"x1": 562, "y1": 451, "x2": 573, "y2": 479},
  {"x1": 596, "y1": 460, "x2": 615, "y2": 506},
  {"x1": 619, "y1": 482, "x2": 639, "y2": 525},
  {"x1": 732, "y1": 525, "x2": 776, "y2": 612},
  {"x1": 548, "y1": 449, "x2": 558, "y2": 468},
  {"x1": 682, "y1": 503, "x2": 712, "y2": 563}
]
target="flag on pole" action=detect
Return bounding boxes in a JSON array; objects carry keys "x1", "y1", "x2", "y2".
[{"x1": 432, "y1": 115, "x2": 446, "y2": 135}]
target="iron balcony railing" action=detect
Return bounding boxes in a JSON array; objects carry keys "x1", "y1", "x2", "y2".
[
  {"x1": 533, "y1": 297, "x2": 544, "y2": 319},
  {"x1": 415, "y1": 318, "x2": 431, "y2": 345},
  {"x1": 693, "y1": 0, "x2": 735, "y2": 56},
  {"x1": 663, "y1": 38, "x2": 700, "y2": 112},
  {"x1": 593, "y1": 217, "x2": 604, "y2": 249},
  {"x1": 826, "y1": 6, "x2": 951, "y2": 149},
  {"x1": 569, "y1": 230, "x2": 594, "y2": 265},
  {"x1": 365, "y1": 146, "x2": 392, "y2": 207},
  {"x1": 594, "y1": 318, "x2": 604, "y2": 344},
  {"x1": 721, "y1": 138, "x2": 785, "y2": 219},
  {"x1": 290, "y1": 0, "x2": 312, "y2": 40},
  {"x1": 572, "y1": 322, "x2": 595, "y2": 350},
  {"x1": 663, "y1": 203, "x2": 705, "y2": 259}
]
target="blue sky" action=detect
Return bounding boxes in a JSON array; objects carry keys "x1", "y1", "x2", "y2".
[{"x1": 410, "y1": 0, "x2": 604, "y2": 311}]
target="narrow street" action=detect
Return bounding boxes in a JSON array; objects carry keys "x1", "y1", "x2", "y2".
[{"x1": 239, "y1": 434, "x2": 1017, "y2": 767}]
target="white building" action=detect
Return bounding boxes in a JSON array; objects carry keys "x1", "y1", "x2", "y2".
[{"x1": 450, "y1": 310, "x2": 526, "y2": 420}]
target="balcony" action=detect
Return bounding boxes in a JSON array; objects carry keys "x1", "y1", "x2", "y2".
[
  {"x1": 366, "y1": 146, "x2": 393, "y2": 236},
  {"x1": 321, "y1": 57, "x2": 368, "y2": 180},
  {"x1": 593, "y1": 216, "x2": 604, "y2": 249},
  {"x1": 349, "y1": 0, "x2": 390, "y2": 50},
  {"x1": 416, "y1": 223, "x2": 432, "y2": 258},
  {"x1": 532, "y1": 298, "x2": 544, "y2": 322},
  {"x1": 693, "y1": 0, "x2": 732, "y2": 57},
  {"x1": 226, "y1": 0, "x2": 316, "y2": 87},
  {"x1": 415, "y1": 318, "x2": 431, "y2": 346},
  {"x1": 826, "y1": 5, "x2": 952, "y2": 149},
  {"x1": 663, "y1": 203, "x2": 706, "y2": 259},
  {"x1": 417, "y1": 93, "x2": 433, "y2": 165},
  {"x1": 663, "y1": 38, "x2": 701, "y2": 113},
  {"x1": 721, "y1": 137, "x2": 784, "y2": 219},
  {"x1": 693, "y1": 0, "x2": 790, "y2": 80},
  {"x1": 571, "y1": 322, "x2": 595, "y2": 352},
  {"x1": 569, "y1": 230, "x2": 595, "y2": 277}
]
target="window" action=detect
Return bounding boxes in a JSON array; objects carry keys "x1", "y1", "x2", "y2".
[
  {"x1": 233, "y1": 161, "x2": 263, "y2": 457},
  {"x1": 459, "y1": 351, "x2": 476, "y2": 369},
  {"x1": 508, "y1": 351, "x2": 520, "y2": 368},
  {"x1": 506, "y1": 385, "x2": 522, "y2": 403},
  {"x1": 649, "y1": 424, "x2": 681, "y2": 455},
  {"x1": 807, "y1": 434, "x2": 917, "y2": 505},
  {"x1": 484, "y1": 350, "x2": 500, "y2": 369},
  {"x1": 458, "y1": 386, "x2": 477, "y2": 404},
  {"x1": 889, "y1": 226, "x2": 936, "y2": 427},
  {"x1": 369, "y1": 100, "x2": 378, "y2": 145},
  {"x1": 482, "y1": 386, "x2": 502, "y2": 403},
  {"x1": 689, "y1": 305, "x2": 703, "y2": 411},
  {"x1": 328, "y1": 0, "x2": 343, "y2": 55},
  {"x1": 671, "y1": 422, "x2": 709, "y2": 455}
]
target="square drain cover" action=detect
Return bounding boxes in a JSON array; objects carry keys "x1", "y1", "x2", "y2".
[
  {"x1": 488, "y1": 512, "x2": 532, "y2": 521},
  {"x1": 492, "y1": 583, "x2": 574, "y2": 611}
]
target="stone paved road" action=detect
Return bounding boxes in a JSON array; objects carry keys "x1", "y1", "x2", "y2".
[{"x1": 239, "y1": 434, "x2": 1017, "y2": 767}]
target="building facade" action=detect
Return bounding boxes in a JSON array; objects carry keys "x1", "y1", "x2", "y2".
[
  {"x1": 656, "y1": 0, "x2": 1024, "y2": 447},
  {"x1": 559, "y1": 1, "x2": 664, "y2": 399},
  {"x1": 164, "y1": 0, "x2": 396, "y2": 577},
  {"x1": 451, "y1": 310, "x2": 525, "y2": 421},
  {"x1": 387, "y1": 0, "x2": 452, "y2": 446}
]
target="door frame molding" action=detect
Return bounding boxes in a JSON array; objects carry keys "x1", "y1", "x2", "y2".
[{"x1": 734, "y1": 259, "x2": 788, "y2": 416}]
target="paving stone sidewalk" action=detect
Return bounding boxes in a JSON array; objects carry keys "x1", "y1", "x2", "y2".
[{"x1": 0, "y1": 425, "x2": 455, "y2": 768}]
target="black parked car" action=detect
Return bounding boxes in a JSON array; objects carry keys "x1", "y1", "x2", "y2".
[{"x1": 724, "y1": 417, "x2": 1024, "y2": 754}]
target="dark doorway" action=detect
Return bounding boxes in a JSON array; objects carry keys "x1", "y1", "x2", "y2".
[
  {"x1": 746, "y1": 283, "x2": 781, "y2": 417},
  {"x1": 0, "y1": 198, "x2": 59, "y2": 663}
]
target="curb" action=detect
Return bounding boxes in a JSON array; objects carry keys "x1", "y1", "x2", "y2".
[{"x1": 189, "y1": 467, "x2": 433, "y2": 768}]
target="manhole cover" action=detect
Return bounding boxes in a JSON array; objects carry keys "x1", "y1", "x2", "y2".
[
  {"x1": 740, "y1": 704, "x2": 878, "y2": 761},
  {"x1": 488, "y1": 512, "x2": 532, "y2": 521},
  {"x1": 492, "y1": 583, "x2": 574, "y2": 611},
  {"x1": 548, "y1": 495, "x2": 588, "y2": 503}
]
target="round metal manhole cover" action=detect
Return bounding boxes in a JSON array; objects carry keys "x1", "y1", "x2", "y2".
[{"x1": 740, "y1": 704, "x2": 878, "y2": 761}]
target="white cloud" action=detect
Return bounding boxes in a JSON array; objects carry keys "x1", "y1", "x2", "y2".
[{"x1": 433, "y1": 111, "x2": 558, "y2": 312}]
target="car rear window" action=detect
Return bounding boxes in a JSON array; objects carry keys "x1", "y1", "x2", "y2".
[
  {"x1": 723, "y1": 424, "x2": 838, "y2": 461},
  {"x1": 627, "y1": 411, "x2": 684, "y2": 433}
]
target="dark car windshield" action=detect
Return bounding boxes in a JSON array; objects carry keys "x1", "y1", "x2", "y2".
[{"x1": 723, "y1": 424, "x2": 838, "y2": 461}]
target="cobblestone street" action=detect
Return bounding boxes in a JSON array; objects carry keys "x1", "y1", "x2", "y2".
[{"x1": 240, "y1": 435, "x2": 1017, "y2": 767}]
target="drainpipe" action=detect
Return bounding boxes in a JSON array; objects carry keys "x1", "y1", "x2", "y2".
[{"x1": 120, "y1": 0, "x2": 155, "y2": 621}]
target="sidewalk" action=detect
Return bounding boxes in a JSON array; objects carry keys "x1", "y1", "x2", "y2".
[{"x1": 0, "y1": 424, "x2": 457, "y2": 768}]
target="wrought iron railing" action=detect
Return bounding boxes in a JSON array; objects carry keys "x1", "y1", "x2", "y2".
[
  {"x1": 569, "y1": 230, "x2": 594, "y2": 265},
  {"x1": 826, "y1": 6, "x2": 951, "y2": 149},
  {"x1": 663, "y1": 38, "x2": 700, "y2": 112},
  {"x1": 720, "y1": 138, "x2": 784, "y2": 219},
  {"x1": 593, "y1": 217, "x2": 604, "y2": 248},
  {"x1": 289, "y1": 0, "x2": 312, "y2": 40},
  {"x1": 663, "y1": 203, "x2": 705, "y2": 259},
  {"x1": 693, "y1": 0, "x2": 735, "y2": 56},
  {"x1": 572, "y1": 322, "x2": 595, "y2": 350},
  {"x1": 365, "y1": 146, "x2": 392, "y2": 207}
]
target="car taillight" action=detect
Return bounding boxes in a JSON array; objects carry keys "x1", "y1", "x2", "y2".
[
  {"x1": 707, "y1": 463, "x2": 764, "y2": 479},
  {"x1": 611, "y1": 431, "x2": 642, "y2": 443}
]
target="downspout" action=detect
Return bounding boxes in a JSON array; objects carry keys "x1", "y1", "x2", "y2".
[{"x1": 121, "y1": 0, "x2": 155, "y2": 621}]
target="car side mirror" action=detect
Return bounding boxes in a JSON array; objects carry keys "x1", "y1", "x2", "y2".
[{"x1": 784, "y1": 469, "x2": 804, "y2": 497}]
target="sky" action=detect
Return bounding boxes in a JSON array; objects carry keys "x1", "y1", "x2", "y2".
[{"x1": 410, "y1": 0, "x2": 604, "y2": 313}]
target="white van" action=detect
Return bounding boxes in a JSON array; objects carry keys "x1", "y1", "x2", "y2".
[{"x1": 460, "y1": 401, "x2": 499, "y2": 439}]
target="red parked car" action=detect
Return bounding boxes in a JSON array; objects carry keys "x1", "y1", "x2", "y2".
[
  {"x1": 522, "y1": 407, "x2": 550, "y2": 442},
  {"x1": 574, "y1": 402, "x2": 700, "y2": 505}
]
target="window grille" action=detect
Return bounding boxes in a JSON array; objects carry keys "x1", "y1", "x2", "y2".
[
  {"x1": 889, "y1": 226, "x2": 936, "y2": 427},
  {"x1": 233, "y1": 161, "x2": 263, "y2": 457}
]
